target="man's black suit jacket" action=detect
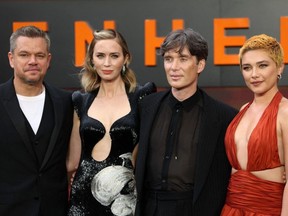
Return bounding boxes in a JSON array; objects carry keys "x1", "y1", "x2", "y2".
[
  {"x1": 0, "y1": 78, "x2": 73, "y2": 216},
  {"x1": 135, "y1": 88, "x2": 238, "y2": 216}
]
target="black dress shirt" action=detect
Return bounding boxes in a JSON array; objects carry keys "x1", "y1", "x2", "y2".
[{"x1": 145, "y1": 88, "x2": 203, "y2": 191}]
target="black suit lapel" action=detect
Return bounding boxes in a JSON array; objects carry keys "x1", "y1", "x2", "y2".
[
  {"x1": 1, "y1": 79, "x2": 36, "y2": 159},
  {"x1": 40, "y1": 85, "x2": 63, "y2": 170},
  {"x1": 140, "y1": 91, "x2": 169, "y2": 154},
  {"x1": 136, "y1": 90, "x2": 169, "y2": 197},
  {"x1": 192, "y1": 92, "x2": 220, "y2": 203}
]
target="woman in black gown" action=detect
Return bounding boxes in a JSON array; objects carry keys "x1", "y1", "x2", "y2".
[{"x1": 66, "y1": 29, "x2": 156, "y2": 216}]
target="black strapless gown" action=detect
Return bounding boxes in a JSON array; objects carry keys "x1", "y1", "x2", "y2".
[{"x1": 68, "y1": 83, "x2": 156, "y2": 216}]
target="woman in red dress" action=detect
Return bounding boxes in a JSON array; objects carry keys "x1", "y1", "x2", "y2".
[{"x1": 221, "y1": 34, "x2": 288, "y2": 216}]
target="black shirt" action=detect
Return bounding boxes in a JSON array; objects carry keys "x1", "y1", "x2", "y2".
[{"x1": 145, "y1": 89, "x2": 203, "y2": 191}]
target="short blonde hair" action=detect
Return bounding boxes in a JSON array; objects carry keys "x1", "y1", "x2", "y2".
[{"x1": 239, "y1": 34, "x2": 284, "y2": 69}]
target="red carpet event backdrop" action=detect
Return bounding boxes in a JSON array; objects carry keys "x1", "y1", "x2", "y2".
[{"x1": 0, "y1": 0, "x2": 287, "y2": 108}]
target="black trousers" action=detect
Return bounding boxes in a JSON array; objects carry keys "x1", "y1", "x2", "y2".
[{"x1": 143, "y1": 190, "x2": 193, "y2": 216}]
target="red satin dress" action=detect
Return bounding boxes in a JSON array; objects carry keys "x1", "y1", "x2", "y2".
[{"x1": 221, "y1": 91, "x2": 285, "y2": 216}]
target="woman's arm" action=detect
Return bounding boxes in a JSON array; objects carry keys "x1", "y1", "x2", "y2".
[
  {"x1": 132, "y1": 144, "x2": 138, "y2": 168},
  {"x1": 66, "y1": 111, "x2": 82, "y2": 182}
]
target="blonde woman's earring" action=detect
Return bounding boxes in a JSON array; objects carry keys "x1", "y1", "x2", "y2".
[{"x1": 277, "y1": 74, "x2": 282, "y2": 80}]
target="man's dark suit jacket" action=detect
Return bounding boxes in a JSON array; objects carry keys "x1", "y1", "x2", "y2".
[
  {"x1": 0, "y1": 78, "x2": 73, "y2": 216},
  {"x1": 135, "y1": 88, "x2": 238, "y2": 216}
]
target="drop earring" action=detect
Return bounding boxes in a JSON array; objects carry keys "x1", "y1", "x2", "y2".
[{"x1": 121, "y1": 65, "x2": 126, "y2": 75}]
